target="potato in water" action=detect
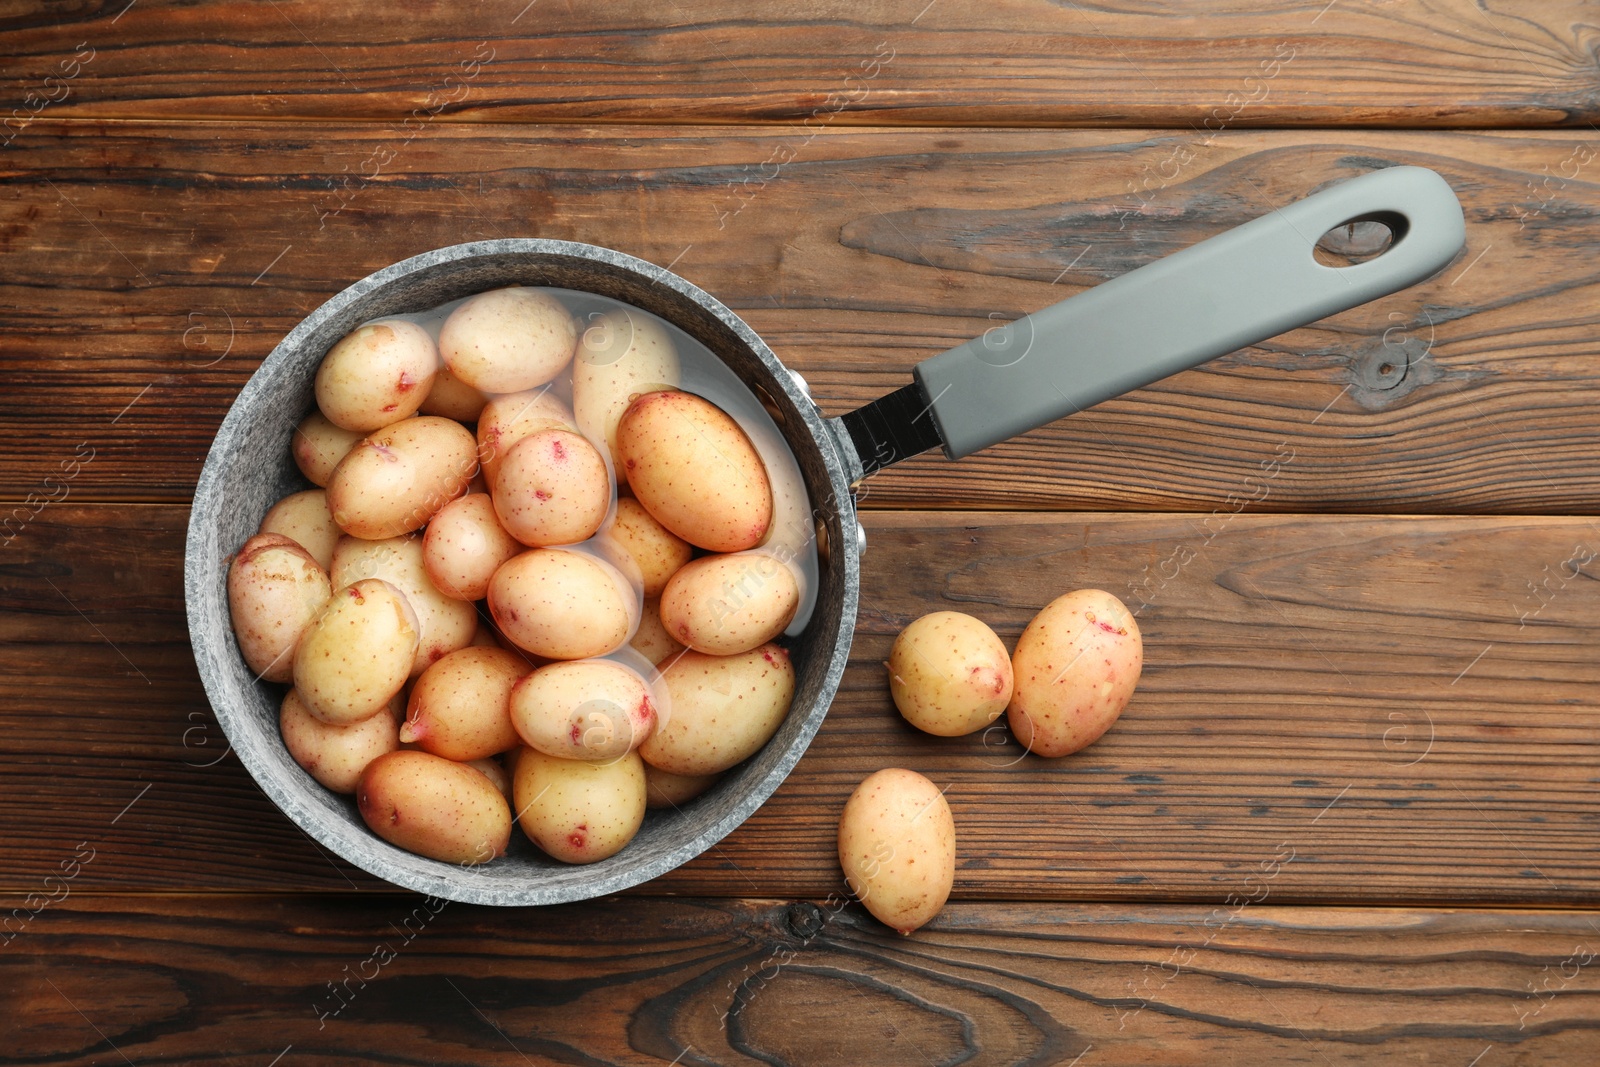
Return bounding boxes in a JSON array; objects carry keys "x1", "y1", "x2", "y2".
[
  {"x1": 422, "y1": 493, "x2": 522, "y2": 602},
  {"x1": 440, "y1": 287, "x2": 576, "y2": 394},
  {"x1": 509, "y1": 658, "x2": 658, "y2": 762},
  {"x1": 659, "y1": 551, "x2": 798, "y2": 656},
  {"x1": 358, "y1": 750, "x2": 511, "y2": 865},
  {"x1": 1007, "y1": 589, "x2": 1142, "y2": 758},
  {"x1": 487, "y1": 548, "x2": 637, "y2": 661},
  {"x1": 401, "y1": 646, "x2": 527, "y2": 762},
  {"x1": 640, "y1": 644, "x2": 794, "y2": 776},
  {"x1": 572, "y1": 307, "x2": 680, "y2": 484},
  {"x1": 492, "y1": 429, "x2": 611, "y2": 548},
  {"x1": 292, "y1": 578, "x2": 418, "y2": 725},
  {"x1": 616, "y1": 389, "x2": 773, "y2": 553},
  {"x1": 227, "y1": 533, "x2": 331, "y2": 684},
  {"x1": 280, "y1": 688, "x2": 400, "y2": 794},
  {"x1": 327, "y1": 415, "x2": 477, "y2": 540},
  {"x1": 331, "y1": 533, "x2": 476, "y2": 676},
  {"x1": 314, "y1": 319, "x2": 438, "y2": 433},
  {"x1": 513, "y1": 749, "x2": 647, "y2": 864}
]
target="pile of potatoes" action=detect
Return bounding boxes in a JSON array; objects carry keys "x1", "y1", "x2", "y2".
[
  {"x1": 227, "y1": 287, "x2": 806, "y2": 867},
  {"x1": 839, "y1": 590, "x2": 1143, "y2": 934}
]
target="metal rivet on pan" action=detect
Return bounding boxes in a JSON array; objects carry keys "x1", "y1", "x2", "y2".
[{"x1": 856, "y1": 522, "x2": 867, "y2": 557}]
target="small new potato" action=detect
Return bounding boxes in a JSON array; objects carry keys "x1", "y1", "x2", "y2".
[
  {"x1": 280, "y1": 688, "x2": 400, "y2": 793},
  {"x1": 640, "y1": 644, "x2": 794, "y2": 776},
  {"x1": 572, "y1": 307, "x2": 680, "y2": 483},
  {"x1": 327, "y1": 416, "x2": 478, "y2": 539},
  {"x1": 419, "y1": 362, "x2": 490, "y2": 423},
  {"x1": 466, "y1": 756, "x2": 513, "y2": 802},
  {"x1": 616, "y1": 390, "x2": 773, "y2": 552},
  {"x1": 259, "y1": 488, "x2": 339, "y2": 571},
  {"x1": 644, "y1": 765, "x2": 720, "y2": 809},
  {"x1": 357, "y1": 750, "x2": 511, "y2": 865},
  {"x1": 512, "y1": 749, "x2": 647, "y2": 864},
  {"x1": 887, "y1": 611, "x2": 1013, "y2": 737},
  {"x1": 227, "y1": 533, "x2": 332, "y2": 683},
  {"x1": 509, "y1": 658, "x2": 658, "y2": 761},
  {"x1": 440, "y1": 287, "x2": 577, "y2": 394},
  {"x1": 422, "y1": 493, "x2": 522, "y2": 601},
  {"x1": 487, "y1": 549, "x2": 638, "y2": 661},
  {"x1": 630, "y1": 599, "x2": 685, "y2": 665},
  {"x1": 476, "y1": 386, "x2": 576, "y2": 485},
  {"x1": 331, "y1": 533, "x2": 476, "y2": 676},
  {"x1": 401, "y1": 646, "x2": 527, "y2": 761},
  {"x1": 595, "y1": 496, "x2": 692, "y2": 597},
  {"x1": 838, "y1": 768, "x2": 956, "y2": 935},
  {"x1": 660, "y1": 551, "x2": 798, "y2": 656},
  {"x1": 1007, "y1": 589, "x2": 1143, "y2": 758},
  {"x1": 492, "y1": 429, "x2": 611, "y2": 547},
  {"x1": 293, "y1": 578, "x2": 419, "y2": 725},
  {"x1": 292, "y1": 412, "x2": 364, "y2": 487},
  {"x1": 314, "y1": 319, "x2": 439, "y2": 433}
]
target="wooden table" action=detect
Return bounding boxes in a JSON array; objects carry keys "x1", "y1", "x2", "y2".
[{"x1": 4, "y1": 3, "x2": 1599, "y2": 1063}]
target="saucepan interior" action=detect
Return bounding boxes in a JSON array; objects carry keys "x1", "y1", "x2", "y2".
[{"x1": 184, "y1": 238, "x2": 859, "y2": 905}]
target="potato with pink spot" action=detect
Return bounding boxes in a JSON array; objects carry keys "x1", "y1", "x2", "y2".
[
  {"x1": 1007, "y1": 589, "x2": 1142, "y2": 758},
  {"x1": 357, "y1": 750, "x2": 511, "y2": 865},
  {"x1": 314, "y1": 319, "x2": 438, "y2": 433},
  {"x1": 887, "y1": 611, "x2": 1013, "y2": 737},
  {"x1": 615, "y1": 389, "x2": 772, "y2": 553},
  {"x1": 280, "y1": 688, "x2": 400, "y2": 794},
  {"x1": 327, "y1": 416, "x2": 478, "y2": 540},
  {"x1": 227, "y1": 533, "x2": 332, "y2": 684},
  {"x1": 492, "y1": 429, "x2": 611, "y2": 547},
  {"x1": 639, "y1": 644, "x2": 794, "y2": 776},
  {"x1": 659, "y1": 551, "x2": 798, "y2": 656},
  {"x1": 259, "y1": 488, "x2": 339, "y2": 571},
  {"x1": 401, "y1": 646, "x2": 526, "y2": 761},
  {"x1": 292, "y1": 578, "x2": 418, "y2": 725},
  {"x1": 475, "y1": 386, "x2": 576, "y2": 486},
  {"x1": 440, "y1": 287, "x2": 576, "y2": 394},
  {"x1": 423, "y1": 493, "x2": 521, "y2": 602},
  {"x1": 513, "y1": 749, "x2": 647, "y2": 864},
  {"x1": 487, "y1": 549, "x2": 638, "y2": 661},
  {"x1": 509, "y1": 658, "x2": 658, "y2": 761},
  {"x1": 331, "y1": 533, "x2": 475, "y2": 677}
]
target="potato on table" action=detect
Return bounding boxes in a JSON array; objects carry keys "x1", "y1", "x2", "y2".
[
  {"x1": 887, "y1": 611, "x2": 1013, "y2": 737},
  {"x1": 838, "y1": 768, "x2": 955, "y2": 935},
  {"x1": 1007, "y1": 589, "x2": 1142, "y2": 758}
]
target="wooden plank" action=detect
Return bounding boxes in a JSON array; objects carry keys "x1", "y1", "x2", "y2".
[
  {"x1": 2, "y1": 123, "x2": 1599, "y2": 512},
  {"x1": 4, "y1": 894, "x2": 1600, "y2": 1065},
  {"x1": 4, "y1": 505, "x2": 1598, "y2": 903},
  {"x1": 3, "y1": 1, "x2": 1596, "y2": 127}
]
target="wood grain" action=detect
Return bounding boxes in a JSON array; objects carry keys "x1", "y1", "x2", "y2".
[
  {"x1": 3, "y1": 1, "x2": 1597, "y2": 127},
  {"x1": 4, "y1": 894, "x2": 1600, "y2": 1065},
  {"x1": 5, "y1": 505, "x2": 1598, "y2": 903},
  {"x1": 2, "y1": 123, "x2": 1600, "y2": 512}
]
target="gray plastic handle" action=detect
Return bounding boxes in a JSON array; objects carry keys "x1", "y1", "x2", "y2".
[{"x1": 914, "y1": 165, "x2": 1466, "y2": 459}]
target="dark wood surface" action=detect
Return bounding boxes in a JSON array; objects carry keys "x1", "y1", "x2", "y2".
[{"x1": 4, "y1": 1, "x2": 1599, "y2": 1063}]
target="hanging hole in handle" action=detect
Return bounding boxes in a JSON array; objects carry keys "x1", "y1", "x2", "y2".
[{"x1": 1313, "y1": 210, "x2": 1409, "y2": 268}]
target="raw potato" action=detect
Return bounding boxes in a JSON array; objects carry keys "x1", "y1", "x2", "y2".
[
  {"x1": 476, "y1": 386, "x2": 576, "y2": 486},
  {"x1": 259, "y1": 489, "x2": 339, "y2": 572},
  {"x1": 1007, "y1": 589, "x2": 1142, "y2": 758},
  {"x1": 616, "y1": 390, "x2": 773, "y2": 552},
  {"x1": 595, "y1": 496, "x2": 692, "y2": 597},
  {"x1": 466, "y1": 756, "x2": 513, "y2": 802},
  {"x1": 314, "y1": 319, "x2": 439, "y2": 432},
  {"x1": 401, "y1": 646, "x2": 526, "y2": 761},
  {"x1": 509, "y1": 658, "x2": 658, "y2": 761},
  {"x1": 330, "y1": 534, "x2": 476, "y2": 676},
  {"x1": 280, "y1": 688, "x2": 400, "y2": 793},
  {"x1": 423, "y1": 493, "x2": 522, "y2": 601},
  {"x1": 512, "y1": 748, "x2": 647, "y2": 864},
  {"x1": 357, "y1": 750, "x2": 511, "y2": 865},
  {"x1": 630, "y1": 599, "x2": 685, "y2": 665},
  {"x1": 640, "y1": 644, "x2": 794, "y2": 776},
  {"x1": 293, "y1": 578, "x2": 419, "y2": 725},
  {"x1": 644, "y1": 765, "x2": 720, "y2": 809},
  {"x1": 227, "y1": 533, "x2": 332, "y2": 683},
  {"x1": 659, "y1": 551, "x2": 798, "y2": 656},
  {"x1": 420, "y1": 362, "x2": 490, "y2": 423},
  {"x1": 440, "y1": 287, "x2": 577, "y2": 394},
  {"x1": 487, "y1": 549, "x2": 638, "y2": 660},
  {"x1": 572, "y1": 307, "x2": 680, "y2": 484},
  {"x1": 492, "y1": 429, "x2": 611, "y2": 547},
  {"x1": 887, "y1": 611, "x2": 1014, "y2": 737},
  {"x1": 292, "y1": 412, "x2": 364, "y2": 487},
  {"x1": 838, "y1": 768, "x2": 956, "y2": 935},
  {"x1": 327, "y1": 416, "x2": 478, "y2": 539}
]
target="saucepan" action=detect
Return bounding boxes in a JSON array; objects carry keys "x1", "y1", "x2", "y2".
[{"x1": 186, "y1": 165, "x2": 1465, "y2": 904}]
